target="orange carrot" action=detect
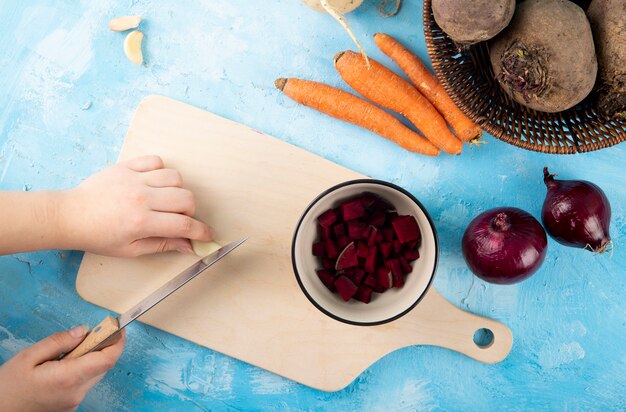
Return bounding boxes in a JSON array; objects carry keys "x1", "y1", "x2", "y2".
[
  {"x1": 275, "y1": 78, "x2": 440, "y2": 156},
  {"x1": 334, "y1": 50, "x2": 463, "y2": 155},
  {"x1": 374, "y1": 33, "x2": 482, "y2": 142}
]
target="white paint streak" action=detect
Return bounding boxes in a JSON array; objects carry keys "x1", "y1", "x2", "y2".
[
  {"x1": 537, "y1": 341, "x2": 585, "y2": 369},
  {"x1": 368, "y1": 378, "x2": 436, "y2": 412},
  {"x1": 0, "y1": 325, "x2": 31, "y2": 361},
  {"x1": 0, "y1": 146, "x2": 15, "y2": 183},
  {"x1": 249, "y1": 368, "x2": 296, "y2": 395}
]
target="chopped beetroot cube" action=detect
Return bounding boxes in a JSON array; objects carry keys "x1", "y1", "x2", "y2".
[
  {"x1": 380, "y1": 242, "x2": 392, "y2": 259},
  {"x1": 326, "y1": 240, "x2": 339, "y2": 259},
  {"x1": 392, "y1": 215, "x2": 421, "y2": 244},
  {"x1": 312, "y1": 242, "x2": 326, "y2": 257},
  {"x1": 386, "y1": 259, "x2": 403, "y2": 277},
  {"x1": 335, "y1": 242, "x2": 358, "y2": 270},
  {"x1": 357, "y1": 257, "x2": 365, "y2": 267},
  {"x1": 399, "y1": 256, "x2": 412, "y2": 274},
  {"x1": 369, "y1": 210, "x2": 386, "y2": 228},
  {"x1": 382, "y1": 227, "x2": 395, "y2": 242},
  {"x1": 318, "y1": 209, "x2": 337, "y2": 228},
  {"x1": 373, "y1": 197, "x2": 394, "y2": 211},
  {"x1": 406, "y1": 239, "x2": 419, "y2": 250},
  {"x1": 348, "y1": 221, "x2": 368, "y2": 239},
  {"x1": 319, "y1": 224, "x2": 332, "y2": 241},
  {"x1": 322, "y1": 259, "x2": 335, "y2": 269},
  {"x1": 356, "y1": 242, "x2": 369, "y2": 258},
  {"x1": 387, "y1": 211, "x2": 398, "y2": 220},
  {"x1": 333, "y1": 223, "x2": 346, "y2": 238},
  {"x1": 393, "y1": 240, "x2": 402, "y2": 254},
  {"x1": 375, "y1": 232, "x2": 384, "y2": 244},
  {"x1": 363, "y1": 274, "x2": 377, "y2": 288},
  {"x1": 354, "y1": 286, "x2": 373, "y2": 303},
  {"x1": 373, "y1": 284, "x2": 386, "y2": 293},
  {"x1": 334, "y1": 275, "x2": 358, "y2": 301},
  {"x1": 317, "y1": 269, "x2": 336, "y2": 291},
  {"x1": 367, "y1": 226, "x2": 378, "y2": 246},
  {"x1": 340, "y1": 198, "x2": 366, "y2": 221},
  {"x1": 392, "y1": 271, "x2": 405, "y2": 288},
  {"x1": 359, "y1": 194, "x2": 378, "y2": 210},
  {"x1": 403, "y1": 248, "x2": 420, "y2": 262},
  {"x1": 365, "y1": 245, "x2": 378, "y2": 273},
  {"x1": 336, "y1": 236, "x2": 350, "y2": 250},
  {"x1": 350, "y1": 268, "x2": 366, "y2": 285},
  {"x1": 376, "y1": 267, "x2": 393, "y2": 289}
]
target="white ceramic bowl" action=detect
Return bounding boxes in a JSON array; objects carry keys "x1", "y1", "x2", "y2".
[{"x1": 292, "y1": 180, "x2": 439, "y2": 326}]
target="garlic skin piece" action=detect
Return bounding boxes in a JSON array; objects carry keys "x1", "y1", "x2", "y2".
[
  {"x1": 191, "y1": 240, "x2": 222, "y2": 257},
  {"x1": 109, "y1": 15, "x2": 141, "y2": 32},
  {"x1": 123, "y1": 30, "x2": 144, "y2": 65}
]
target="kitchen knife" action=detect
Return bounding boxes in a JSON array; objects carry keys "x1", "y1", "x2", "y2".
[{"x1": 64, "y1": 237, "x2": 247, "y2": 359}]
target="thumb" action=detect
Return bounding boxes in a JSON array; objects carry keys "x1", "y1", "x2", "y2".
[
  {"x1": 23, "y1": 325, "x2": 88, "y2": 365},
  {"x1": 132, "y1": 237, "x2": 194, "y2": 256}
]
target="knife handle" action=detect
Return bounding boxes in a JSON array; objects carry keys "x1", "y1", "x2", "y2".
[{"x1": 65, "y1": 316, "x2": 120, "y2": 359}]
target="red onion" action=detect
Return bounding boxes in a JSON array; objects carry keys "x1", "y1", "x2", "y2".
[
  {"x1": 542, "y1": 167, "x2": 612, "y2": 253},
  {"x1": 462, "y1": 207, "x2": 547, "y2": 285}
]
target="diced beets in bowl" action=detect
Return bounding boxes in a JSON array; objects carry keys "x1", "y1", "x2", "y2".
[
  {"x1": 380, "y1": 242, "x2": 392, "y2": 259},
  {"x1": 317, "y1": 269, "x2": 336, "y2": 292},
  {"x1": 318, "y1": 209, "x2": 337, "y2": 228},
  {"x1": 376, "y1": 267, "x2": 393, "y2": 289},
  {"x1": 356, "y1": 242, "x2": 369, "y2": 258},
  {"x1": 348, "y1": 221, "x2": 368, "y2": 239},
  {"x1": 399, "y1": 256, "x2": 412, "y2": 274},
  {"x1": 403, "y1": 248, "x2": 420, "y2": 262},
  {"x1": 312, "y1": 242, "x2": 326, "y2": 257},
  {"x1": 364, "y1": 246, "x2": 378, "y2": 273},
  {"x1": 334, "y1": 275, "x2": 358, "y2": 301},
  {"x1": 336, "y1": 242, "x2": 358, "y2": 270},
  {"x1": 363, "y1": 274, "x2": 377, "y2": 288},
  {"x1": 341, "y1": 199, "x2": 366, "y2": 221},
  {"x1": 333, "y1": 223, "x2": 346, "y2": 237},
  {"x1": 392, "y1": 215, "x2": 421, "y2": 244},
  {"x1": 311, "y1": 192, "x2": 422, "y2": 303},
  {"x1": 326, "y1": 240, "x2": 339, "y2": 259},
  {"x1": 354, "y1": 286, "x2": 373, "y2": 303}
]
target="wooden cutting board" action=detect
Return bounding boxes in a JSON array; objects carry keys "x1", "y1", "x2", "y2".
[{"x1": 76, "y1": 96, "x2": 512, "y2": 392}]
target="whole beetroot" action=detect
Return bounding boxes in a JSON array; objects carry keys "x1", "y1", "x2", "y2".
[
  {"x1": 432, "y1": 0, "x2": 515, "y2": 46},
  {"x1": 489, "y1": 0, "x2": 598, "y2": 113},
  {"x1": 587, "y1": 0, "x2": 626, "y2": 117}
]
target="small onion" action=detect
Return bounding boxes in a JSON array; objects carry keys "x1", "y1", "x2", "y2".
[
  {"x1": 541, "y1": 167, "x2": 612, "y2": 253},
  {"x1": 462, "y1": 207, "x2": 548, "y2": 285}
]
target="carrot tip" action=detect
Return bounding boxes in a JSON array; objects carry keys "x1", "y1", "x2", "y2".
[
  {"x1": 333, "y1": 51, "x2": 346, "y2": 65},
  {"x1": 274, "y1": 78, "x2": 287, "y2": 91}
]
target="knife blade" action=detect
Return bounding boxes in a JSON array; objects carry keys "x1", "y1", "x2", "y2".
[{"x1": 64, "y1": 237, "x2": 247, "y2": 359}]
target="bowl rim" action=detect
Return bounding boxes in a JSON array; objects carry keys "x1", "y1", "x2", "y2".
[{"x1": 291, "y1": 179, "x2": 439, "y2": 326}]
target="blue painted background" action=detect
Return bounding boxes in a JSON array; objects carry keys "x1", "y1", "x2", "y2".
[{"x1": 1, "y1": 1, "x2": 624, "y2": 410}]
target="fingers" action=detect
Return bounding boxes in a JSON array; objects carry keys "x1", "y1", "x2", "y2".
[
  {"x1": 148, "y1": 187, "x2": 195, "y2": 216},
  {"x1": 67, "y1": 330, "x2": 126, "y2": 379},
  {"x1": 142, "y1": 169, "x2": 183, "y2": 188},
  {"x1": 21, "y1": 326, "x2": 88, "y2": 365},
  {"x1": 145, "y1": 213, "x2": 213, "y2": 241},
  {"x1": 123, "y1": 155, "x2": 164, "y2": 172},
  {"x1": 131, "y1": 237, "x2": 194, "y2": 255}
]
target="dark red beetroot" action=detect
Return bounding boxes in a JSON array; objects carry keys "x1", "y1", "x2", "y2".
[
  {"x1": 392, "y1": 215, "x2": 421, "y2": 244},
  {"x1": 334, "y1": 275, "x2": 358, "y2": 301},
  {"x1": 354, "y1": 286, "x2": 373, "y2": 303},
  {"x1": 317, "y1": 270, "x2": 335, "y2": 291},
  {"x1": 341, "y1": 199, "x2": 366, "y2": 221},
  {"x1": 312, "y1": 193, "x2": 423, "y2": 303},
  {"x1": 336, "y1": 242, "x2": 358, "y2": 270}
]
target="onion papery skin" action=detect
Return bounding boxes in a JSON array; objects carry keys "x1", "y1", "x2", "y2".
[
  {"x1": 462, "y1": 207, "x2": 548, "y2": 285},
  {"x1": 541, "y1": 168, "x2": 612, "y2": 252}
]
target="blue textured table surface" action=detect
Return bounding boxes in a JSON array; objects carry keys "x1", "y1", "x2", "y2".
[{"x1": 1, "y1": 1, "x2": 625, "y2": 410}]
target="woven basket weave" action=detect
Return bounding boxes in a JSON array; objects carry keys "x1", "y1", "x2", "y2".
[{"x1": 423, "y1": 0, "x2": 625, "y2": 154}]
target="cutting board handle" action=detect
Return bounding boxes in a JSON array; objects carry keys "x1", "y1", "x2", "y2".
[{"x1": 396, "y1": 288, "x2": 513, "y2": 364}]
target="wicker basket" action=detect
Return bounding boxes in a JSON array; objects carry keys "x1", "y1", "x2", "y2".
[{"x1": 423, "y1": 0, "x2": 626, "y2": 154}]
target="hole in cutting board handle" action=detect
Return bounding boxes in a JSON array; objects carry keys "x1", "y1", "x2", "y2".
[{"x1": 473, "y1": 328, "x2": 494, "y2": 349}]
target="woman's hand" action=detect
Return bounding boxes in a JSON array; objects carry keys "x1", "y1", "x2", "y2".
[
  {"x1": 0, "y1": 326, "x2": 126, "y2": 412},
  {"x1": 60, "y1": 155, "x2": 213, "y2": 257}
]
